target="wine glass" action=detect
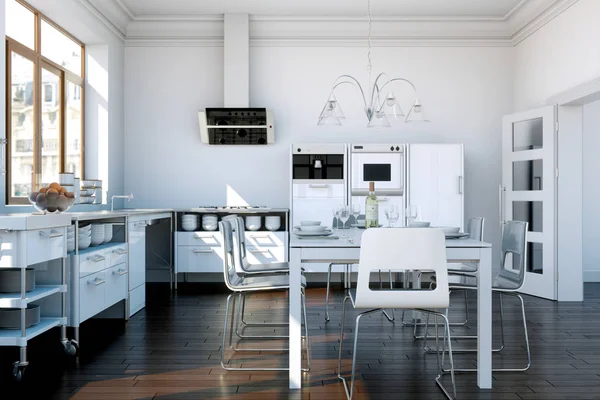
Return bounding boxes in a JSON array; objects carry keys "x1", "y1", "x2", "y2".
[
  {"x1": 351, "y1": 203, "x2": 361, "y2": 228},
  {"x1": 332, "y1": 205, "x2": 341, "y2": 229},
  {"x1": 406, "y1": 205, "x2": 420, "y2": 227},
  {"x1": 386, "y1": 205, "x2": 400, "y2": 227},
  {"x1": 339, "y1": 205, "x2": 350, "y2": 237}
]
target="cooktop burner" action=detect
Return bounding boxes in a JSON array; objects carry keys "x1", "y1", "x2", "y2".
[{"x1": 198, "y1": 206, "x2": 267, "y2": 209}]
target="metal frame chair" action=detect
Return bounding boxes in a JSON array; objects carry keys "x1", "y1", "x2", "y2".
[
  {"x1": 337, "y1": 228, "x2": 457, "y2": 399},
  {"x1": 219, "y1": 220, "x2": 310, "y2": 372},
  {"x1": 424, "y1": 220, "x2": 531, "y2": 372}
]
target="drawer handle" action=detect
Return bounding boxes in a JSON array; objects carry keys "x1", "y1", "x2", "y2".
[
  {"x1": 135, "y1": 222, "x2": 148, "y2": 228},
  {"x1": 87, "y1": 255, "x2": 106, "y2": 263},
  {"x1": 193, "y1": 234, "x2": 214, "y2": 239},
  {"x1": 40, "y1": 229, "x2": 64, "y2": 239},
  {"x1": 248, "y1": 234, "x2": 270, "y2": 239},
  {"x1": 309, "y1": 184, "x2": 329, "y2": 188},
  {"x1": 88, "y1": 277, "x2": 106, "y2": 286},
  {"x1": 193, "y1": 249, "x2": 213, "y2": 254},
  {"x1": 113, "y1": 269, "x2": 127, "y2": 276},
  {"x1": 249, "y1": 249, "x2": 270, "y2": 254},
  {"x1": 112, "y1": 249, "x2": 128, "y2": 255}
]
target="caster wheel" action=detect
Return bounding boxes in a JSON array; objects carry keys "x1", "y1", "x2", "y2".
[
  {"x1": 63, "y1": 340, "x2": 79, "y2": 356},
  {"x1": 12, "y1": 363, "x2": 26, "y2": 382}
]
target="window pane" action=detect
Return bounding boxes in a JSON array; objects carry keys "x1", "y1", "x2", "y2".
[
  {"x1": 512, "y1": 118, "x2": 543, "y2": 152},
  {"x1": 66, "y1": 81, "x2": 82, "y2": 177},
  {"x1": 527, "y1": 242, "x2": 543, "y2": 275},
  {"x1": 512, "y1": 159, "x2": 543, "y2": 191},
  {"x1": 41, "y1": 68, "x2": 61, "y2": 187},
  {"x1": 10, "y1": 52, "x2": 35, "y2": 198},
  {"x1": 512, "y1": 201, "x2": 543, "y2": 233},
  {"x1": 41, "y1": 20, "x2": 82, "y2": 76},
  {"x1": 6, "y1": 0, "x2": 35, "y2": 50}
]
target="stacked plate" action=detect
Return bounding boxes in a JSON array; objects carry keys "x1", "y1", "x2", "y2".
[
  {"x1": 79, "y1": 224, "x2": 92, "y2": 250},
  {"x1": 202, "y1": 214, "x2": 218, "y2": 231},
  {"x1": 293, "y1": 221, "x2": 333, "y2": 237},
  {"x1": 91, "y1": 224, "x2": 105, "y2": 246},
  {"x1": 67, "y1": 225, "x2": 75, "y2": 253},
  {"x1": 436, "y1": 226, "x2": 469, "y2": 239},
  {"x1": 104, "y1": 224, "x2": 113, "y2": 244},
  {"x1": 181, "y1": 214, "x2": 198, "y2": 231}
]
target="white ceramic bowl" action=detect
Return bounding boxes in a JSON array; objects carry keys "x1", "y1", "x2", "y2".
[
  {"x1": 104, "y1": 224, "x2": 113, "y2": 243},
  {"x1": 202, "y1": 223, "x2": 218, "y2": 231},
  {"x1": 80, "y1": 196, "x2": 95, "y2": 204},
  {"x1": 59, "y1": 173, "x2": 75, "y2": 185},
  {"x1": 410, "y1": 221, "x2": 431, "y2": 228},
  {"x1": 265, "y1": 216, "x2": 281, "y2": 231},
  {"x1": 246, "y1": 224, "x2": 261, "y2": 231},
  {"x1": 438, "y1": 226, "x2": 460, "y2": 234},
  {"x1": 181, "y1": 224, "x2": 198, "y2": 232},
  {"x1": 78, "y1": 237, "x2": 91, "y2": 250},
  {"x1": 245, "y1": 216, "x2": 261, "y2": 231},
  {"x1": 78, "y1": 231, "x2": 92, "y2": 237},
  {"x1": 79, "y1": 224, "x2": 91, "y2": 231},
  {"x1": 298, "y1": 225, "x2": 327, "y2": 232},
  {"x1": 67, "y1": 241, "x2": 76, "y2": 253},
  {"x1": 300, "y1": 221, "x2": 321, "y2": 226}
]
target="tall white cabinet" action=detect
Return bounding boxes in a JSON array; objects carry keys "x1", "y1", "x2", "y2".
[{"x1": 408, "y1": 144, "x2": 464, "y2": 230}]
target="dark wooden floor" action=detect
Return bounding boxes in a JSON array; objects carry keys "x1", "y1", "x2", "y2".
[{"x1": 1, "y1": 283, "x2": 600, "y2": 400}]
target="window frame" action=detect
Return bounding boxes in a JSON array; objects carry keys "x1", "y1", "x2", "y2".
[{"x1": 5, "y1": 0, "x2": 85, "y2": 205}]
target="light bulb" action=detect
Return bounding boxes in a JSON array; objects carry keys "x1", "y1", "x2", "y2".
[
  {"x1": 327, "y1": 101, "x2": 337, "y2": 110},
  {"x1": 413, "y1": 104, "x2": 422, "y2": 113},
  {"x1": 386, "y1": 98, "x2": 395, "y2": 106}
]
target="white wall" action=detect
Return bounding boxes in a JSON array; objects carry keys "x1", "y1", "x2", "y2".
[
  {"x1": 514, "y1": 0, "x2": 600, "y2": 109},
  {"x1": 125, "y1": 45, "x2": 513, "y2": 259},
  {"x1": 583, "y1": 100, "x2": 600, "y2": 282},
  {"x1": 0, "y1": 0, "x2": 124, "y2": 212}
]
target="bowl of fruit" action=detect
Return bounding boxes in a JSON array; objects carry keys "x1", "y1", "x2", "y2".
[{"x1": 28, "y1": 182, "x2": 76, "y2": 214}]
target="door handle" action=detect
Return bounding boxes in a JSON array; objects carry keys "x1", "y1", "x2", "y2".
[
  {"x1": 309, "y1": 184, "x2": 329, "y2": 188},
  {"x1": 458, "y1": 176, "x2": 463, "y2": 195},
  {"x1": 40, "y1": 229, "x2": 64, "y2": 239},
  {"x1": 88, "y1": 277, "x2": 106, "y2": 286},
  {"x1": 498, "y1": 185, "x2": 505, "y2": 228},
  {"x1": 113, "y1": 268, "x2": 127, "y2": 276}
]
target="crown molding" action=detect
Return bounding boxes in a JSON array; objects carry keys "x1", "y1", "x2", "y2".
[
  {"x1": 74, "y1": 0, "x2": 126, "y2": 41},
  {"x1": 511, "y1": 0, "x2": 580, "y2": 45}
]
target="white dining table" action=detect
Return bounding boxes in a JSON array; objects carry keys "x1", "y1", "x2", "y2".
[{"x1": 288, "y1": 227, "x2": 493, "y2": 390}]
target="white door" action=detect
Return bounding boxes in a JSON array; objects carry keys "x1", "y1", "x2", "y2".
[
  {"x1": 502, "y1": 105, "x2": 556, "y2": 300},
  {"x1": 408, "y1": 144, "x2": 464, "y2": 230}
]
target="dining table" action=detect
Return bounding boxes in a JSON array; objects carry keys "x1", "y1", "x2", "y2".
[{"x1": 288, "y1": 227, "x2": 493, "y2": 390}]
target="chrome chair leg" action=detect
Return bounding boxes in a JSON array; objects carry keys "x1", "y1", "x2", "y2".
[
  {"x1": 235, "y1": 293, "x2": 289, "y2": 340},
  {"x1": 239, "y1": 292, "x2": 290, "y2": 328},
  {"x1": 302, "y1": 288, "x2": 311, "y2": 371},
  {"x1": 325, "y1": 263, "x2": 333, "y2": 322}
]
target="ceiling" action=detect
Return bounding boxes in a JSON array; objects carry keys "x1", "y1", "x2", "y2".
[{"x1": 117, "y1": 0, "x2": 524, "y2": 19}]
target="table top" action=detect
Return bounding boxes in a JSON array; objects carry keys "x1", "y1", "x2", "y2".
[{"x1": 290, "y1": 228, "x2": 492, "y2": 248}]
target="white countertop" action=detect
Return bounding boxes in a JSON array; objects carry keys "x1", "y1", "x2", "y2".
[
  {"x1": 0, "y1": 213, "x2": 72, "y2": 230},
  {"x1": 173, "y1": 207, "x2": 289, "y2": 213}
]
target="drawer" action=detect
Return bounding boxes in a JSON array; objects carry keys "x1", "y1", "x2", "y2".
[
  {"x1": 176, "y1": 231, "x2": 221, "y2": 246},
  {"x1": 105, "y1": 264, "x2": 128, "y2": 308},
  {"x1": 79, "y1": 270, "x2": 106, "y2": 322},
  {"x1": 246, "y1": 245, "x2": 286, "y2": 264},
  {"x1": 26, "y1": 228, "x2": 66, "y2": 265},
  {"x1": 79, "y1": 249, "x2": 108, "y2": 277},
  {"x1": 176, "y1": 246, "x2": 223, "y2": 273},
  {"x1": 293, "y1": 183, "x2": 345, "y2": 199},
  {"x1": 245, "y1": 232, "x2": 286, "y2": 248},
  {"x1": 109, "y1": 244, "x2": 128, "y2": 266},
  {"x1": 129, "y1": 283, "x2": 145, "y2": 317}
]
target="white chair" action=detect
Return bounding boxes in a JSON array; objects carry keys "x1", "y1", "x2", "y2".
[
  {"x1": 424, "y1": 220, "x2": 531, "y2": 372},
  {"x1": 337, "y1": 228, "x2": 456, "y2": 399},
  {"x1": 219, "y1": 220, "x2": 310, "y2": 371}
]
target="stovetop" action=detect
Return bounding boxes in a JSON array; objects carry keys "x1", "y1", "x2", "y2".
[{"x1": 198, "y1": 206, "x2": 267, "y2": 210}]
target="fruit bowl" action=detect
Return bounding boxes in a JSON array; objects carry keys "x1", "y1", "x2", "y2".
[{"x1": 28, "y1": 183, "x2": 76, "y2": 214}]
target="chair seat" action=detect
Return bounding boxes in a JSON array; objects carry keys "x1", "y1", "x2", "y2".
[
  {"x1": 447, "y1": 262, "x2": 478, "y2": 274},
  {"x1": 242, "y1": 261, "x2": 290, "y2": 274},
  {"x1": 449, "y1": 274, "x2": 521, "y2": 292},
  {"x1": 233, "y1": 273, "x2": 307, "y2": 292}
]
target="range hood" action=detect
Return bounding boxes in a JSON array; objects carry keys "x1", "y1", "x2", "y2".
[{"x1": 198, "y1": 14, "x2": 274, "y2": 145}]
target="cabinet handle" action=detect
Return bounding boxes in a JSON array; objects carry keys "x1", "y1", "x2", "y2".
[
  {"x1": 113, "y1": 269, "x2": 127, "y2": 276},
  {"x1": 458, "y1": 176, "x2": 463, "y2": 195},
  {"x1": 88, "y1": 277, "x2": 106, "y2": 286},
  {"x1": 112, "y1": 249, "x2": 128, "y2": 255},
  {"x1": 134, "y1": 222, "x2": 147, "y2": 228},
  {"x1": 248, "y1": 234, "x2": 270, "y2": 239},
  {"x1": 193, "y1": 234, "x2": 214, "y2": 239},
  {"x1": 193, "y1": 249, "x2": 213, "y2": 254},
  {"x1": 87, "y1": 255, "x2": 105, "y2": 263},
  {"x1": 40, "y1": 229, "x2": 64, "y2": 239},
  {"x1": 309, "y1": 184, "x2": 329, "y2": 188},
  {"x1": 249, "y1": 249, "x2": 270, "y2": 254}
]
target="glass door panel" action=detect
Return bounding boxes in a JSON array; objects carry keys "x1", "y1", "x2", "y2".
[
  {"x1": 41, "y1": 66, "x2": 61, "y2": 187},
  {"x1": 66, "y1": 81, "x2": 82, "y2": 177}
]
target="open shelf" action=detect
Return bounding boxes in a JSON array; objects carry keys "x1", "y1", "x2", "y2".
[
  {"x1": 0, "y1": 285, "x2": 65, "y2": 309},
  {"x1": 0, "y1": 317, "x2": 66, "y2": 346},
  {"x1": 71, "y1": 241, "x2": 126, "y2": 256}
]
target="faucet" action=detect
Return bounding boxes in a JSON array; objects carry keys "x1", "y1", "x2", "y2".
[{"x1": 111, "y1": 193, "x2": 134, "y2": 211}]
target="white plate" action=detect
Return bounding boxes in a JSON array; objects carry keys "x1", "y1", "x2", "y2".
[
  {"x1": 296, "y1": 225, "x2": 328, "y2": 233},
  {"x1": 293, "y1": 231, "x2": 333, "y2": 237},
  {"x1": 445, "y1": 232, "x2": 469, "y2": 239},
  {"x1": 436, "y1": 226, "x2": 460, "y2": 234},
  {"x1": 300, "y1": 221, "x2": 321, "y2": 226}
]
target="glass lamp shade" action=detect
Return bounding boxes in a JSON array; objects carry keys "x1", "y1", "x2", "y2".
[
  {"x1": 379, "y1": 89, "x2": 405, "y2": 118},
  {"x1": 405, "y1": 98, "x2": 430, "y2": 122},
  {"x1": 367, "y1": 110, "x2": 391, "y2": 128},
  {"x1": 317, "y1": 92, "x2": 345, "y2": 126}
]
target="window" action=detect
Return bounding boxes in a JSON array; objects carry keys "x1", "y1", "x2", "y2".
[{"x1": 5, "y1": 0, "x2": 84, "y2": 204}]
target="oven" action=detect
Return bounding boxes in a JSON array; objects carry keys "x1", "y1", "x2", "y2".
[{"x1": 350, "y1": 144, "x2": 405, "y2": 195}]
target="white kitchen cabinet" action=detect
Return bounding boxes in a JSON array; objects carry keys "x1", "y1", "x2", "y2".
[
  {"x1": 128, "y1": 219, "x2": 147, "y2": 317},
  {"x1": 408, "y1": 144, "x2": 464, "y2": 230},
  {"x1": 292, "y1": 183, "x2": 345, "y2": 229}
]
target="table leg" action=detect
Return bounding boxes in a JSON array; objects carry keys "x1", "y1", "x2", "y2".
[
  {"x1": 289, "y1": 248, "x2": 302, "y2": 389},
  {"x1": 477, "y1": 247, "x2": 493, "y2": 389}
]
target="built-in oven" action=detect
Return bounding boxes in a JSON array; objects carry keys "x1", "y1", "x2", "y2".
[{"x1": 350, "y1": 144, "x2": 405, "y2": 195}]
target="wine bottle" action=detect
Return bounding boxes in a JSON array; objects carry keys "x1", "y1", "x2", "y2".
[{"x1": 365, "y1": 182, "x2": 379, "y2": 228}]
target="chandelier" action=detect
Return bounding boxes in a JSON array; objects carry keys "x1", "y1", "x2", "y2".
[{"x1": 317, "y1": 0, "x2": 429, "y2": 127}]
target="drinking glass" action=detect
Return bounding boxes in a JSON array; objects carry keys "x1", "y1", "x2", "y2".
[
  {"x1": 339, "y1": 205, "x2": 350, "y2": 237},
  {"x1": 386, "y1": 205, "x2": 400, "y2": 227},
  {"x1": 332, "y1": 205, "x2": 341, "y2": 229},
  {"x1": 351, "y1": 203, "x2": 361, "y2": 228},
  {"x1": 406, "y1": 205, "x2": 420, "y2": 226}
]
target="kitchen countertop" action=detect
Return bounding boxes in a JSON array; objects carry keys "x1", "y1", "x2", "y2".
[
  {"x1": 173, "y1": 208, "x2": 289, "y2": 213},
  {"x1": 0, "y1": 213, "x2": 72, "y2": 230}
]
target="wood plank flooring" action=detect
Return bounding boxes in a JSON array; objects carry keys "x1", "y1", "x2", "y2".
[{"x1": 1, "y1": 283, "x2": 600, "y2": 399}]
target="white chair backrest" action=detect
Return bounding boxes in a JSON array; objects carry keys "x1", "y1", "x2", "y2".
[
  {"x1": 355, "y1": 228, "x2": 449, "y2": 309},
  {"x1": 230, "y1": 217, "x2": 250, "y2": 272},
  {"x1": 467, "y1": 217, "x2": 484, "y2": 241},
  {"x1": 219, "y1": 220, "x2": 243, "y2": 290},
  {"x1": 497, "y1": 220, "x2": 528, "y2": 288}
]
